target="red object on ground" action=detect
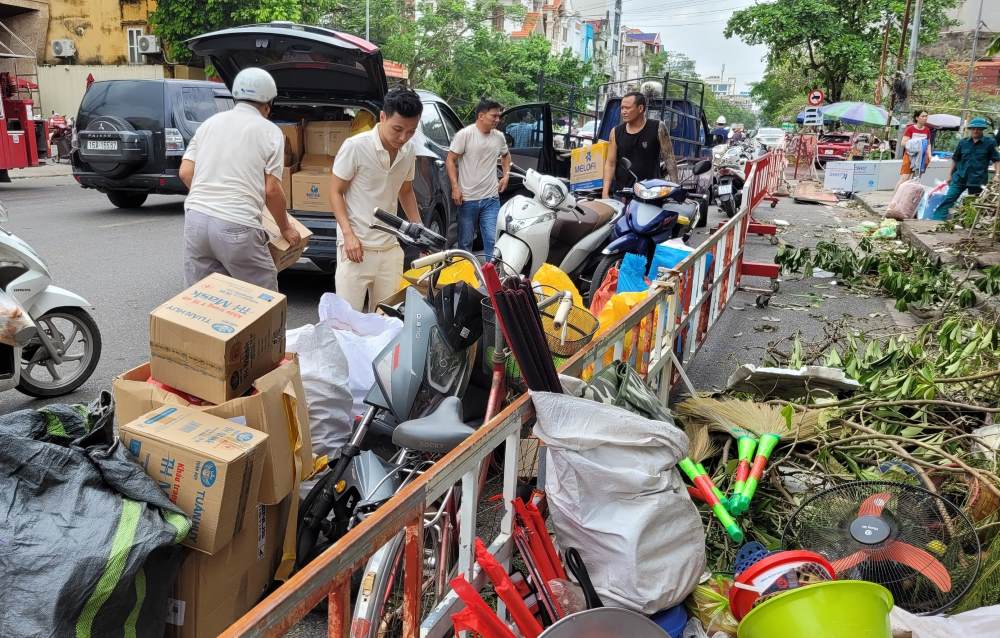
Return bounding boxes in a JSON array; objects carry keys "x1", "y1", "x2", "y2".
[
  {"x1": 729, "y1": 550, "x2": 836, "y2": 620},
  {"x1": 449, "y1": 575, "x2": 518, "y2": 638},
  {"x1": 476, "y1": 539, "x2": 543, "y2": 638}
]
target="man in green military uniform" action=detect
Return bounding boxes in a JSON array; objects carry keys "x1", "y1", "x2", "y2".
[{"x1": 933, "y1": 117, "x2": 1000, "y2": 218}]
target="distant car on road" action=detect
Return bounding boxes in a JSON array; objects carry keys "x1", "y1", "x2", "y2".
[
  {"x1": 72, "y1": 79, "x2": 234, "y2": 208},
  {"x1": 817, "y1": 132, "x2": 879, "y2": 164}
]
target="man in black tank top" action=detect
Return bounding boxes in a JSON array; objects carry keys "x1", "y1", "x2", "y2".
[{"x1": 601, "y1": 91, "x2": 679, "y2": 198}]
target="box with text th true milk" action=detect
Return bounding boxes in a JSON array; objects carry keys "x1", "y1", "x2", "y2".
[
  {"x1": 121, "y1": 405, "x2": 268, "y2": 555},
  {"x1": 149, "y1": 274, "x2": 287, "y2": 404}
]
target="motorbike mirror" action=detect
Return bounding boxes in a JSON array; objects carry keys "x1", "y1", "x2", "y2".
[
  {"x1": 618, "y1": 157, "x2": 632, "y2": 171},
  {"x1": 692, "y1": 160, "x2": 712, "y2": 175}
]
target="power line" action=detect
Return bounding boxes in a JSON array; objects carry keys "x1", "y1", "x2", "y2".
[
  {"x1": 575, "y1": 0, "x2": 748, "y2": 18},
  {"x1": 578, "y1": 3, "x2": 753, "y2": 19}
]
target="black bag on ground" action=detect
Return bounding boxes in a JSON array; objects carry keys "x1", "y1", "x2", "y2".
[{"x1": 0, "y1": 393, "x2": 190, "y2": 638}]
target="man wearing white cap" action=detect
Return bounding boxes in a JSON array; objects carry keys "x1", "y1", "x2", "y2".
[{"x1": 179, "y1": 67, "x2": 301, "y2": 291}]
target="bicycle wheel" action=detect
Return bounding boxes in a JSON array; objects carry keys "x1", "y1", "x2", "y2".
[{"x1": 351, "y1": 498, "x2": 459, "y2": 637}]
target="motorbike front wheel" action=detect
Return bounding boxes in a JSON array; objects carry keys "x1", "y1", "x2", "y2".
[{"x1": 18, "y1": 307, "x2": 102, "y2": 398}]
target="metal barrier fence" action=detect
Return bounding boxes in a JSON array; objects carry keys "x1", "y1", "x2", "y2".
[{"x1": 220, "y1": 152, "x2": 785, "y2": 638}]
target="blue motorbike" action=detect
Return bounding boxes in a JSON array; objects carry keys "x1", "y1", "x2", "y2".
[{"x1": 588, "y1": 158, "x2": 712, "y2": 298}]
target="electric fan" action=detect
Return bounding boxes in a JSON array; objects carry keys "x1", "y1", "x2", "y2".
[{"x1": 782, "y1": 480, "x2": 980, "y2": 614}]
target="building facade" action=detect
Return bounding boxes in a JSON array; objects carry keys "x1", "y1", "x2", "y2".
[{"x1": 45, "y1": 0, "x2": 158, "y2": 65}]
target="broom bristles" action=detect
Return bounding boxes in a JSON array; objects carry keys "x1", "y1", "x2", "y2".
[
  {"x1": 678, "y1": 397, "x2": 821, "y2": 439},
  {"x1": 685, "y1": 422, "x2": 717, "y2": 463}
]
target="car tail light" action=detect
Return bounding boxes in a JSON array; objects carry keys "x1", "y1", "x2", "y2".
[{"x1": 165, "y1": 128, "x2": 185, "y2": 155}]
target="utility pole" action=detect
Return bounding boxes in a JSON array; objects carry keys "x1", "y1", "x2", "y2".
[
  {"x1": 875, "y1": 16, "x2": 891, "y2": 105},
  {"x1": 959, "y1": 0, "x2": 986, "y2": 135},
  {"x1": 899, "y1": 0, "x2": 924, "y2": 116},
  {"x1": 884, "y1": 0, "x2": 912, "y2": 145},
  {"x1": 366, "y1": 0, "x2": 370, "y2": 42}
]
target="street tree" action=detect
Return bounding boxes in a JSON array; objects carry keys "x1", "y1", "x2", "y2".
[{"x1": 725, "y1": 0, "x2": 960, "y2": 105}]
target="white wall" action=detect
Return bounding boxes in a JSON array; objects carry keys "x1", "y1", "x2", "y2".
[
  {"x1": 946, "y1": 0, "x2": 1000, "y2": 33},
  {"x1": 37, "y1": 64, "x2": 166, "y2": 117}
]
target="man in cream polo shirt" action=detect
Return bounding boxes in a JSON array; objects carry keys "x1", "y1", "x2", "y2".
[{"x1": 330, "y1": 89, "x2": 424, "y2": 311}]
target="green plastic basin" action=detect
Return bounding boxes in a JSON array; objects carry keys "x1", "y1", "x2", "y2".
[{"x1": 738, "y1": 581, "x2": 894, "y2": 638}]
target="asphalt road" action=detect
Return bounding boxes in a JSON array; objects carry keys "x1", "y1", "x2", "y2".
[{"x1": 0, "y1": 174, "x2": 332, "y2": 412}]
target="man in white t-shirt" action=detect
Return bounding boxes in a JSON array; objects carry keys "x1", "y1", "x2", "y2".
[
  {"x1": 179, "y1": 67, "x2": 301, "y2": 291},
  {"x1": 446, "y1": 98, "x2": 511, "y2": 257},
  {"x1": 330, "y1": 89, "x2": 424, "y2": 312}
]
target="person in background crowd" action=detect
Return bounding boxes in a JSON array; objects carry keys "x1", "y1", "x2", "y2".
[
  {"x1": 601, "y1": 91, "x2": 679, "y2": 199},
  {"x1": 329, "y1": 89, "x2": 424, "y2": 312},
  {"x1": 931, "y1": 117, "x2": 1000, "y2": 219},
  {"x1": 710, "y1": 116, "x2": 730, "y2": 145},
  {"x1": 180, "y1": 67, "x2": 301, "y2": 292},
  {"x1": 446, "y1": 98, "x2": 511, "y2": 258},
  {"x1": 850, "y1": 136, "x2": 867, "y2": 161},
  {"x1": 896, "y1": 110, "x2": 933, "y2": 188}
]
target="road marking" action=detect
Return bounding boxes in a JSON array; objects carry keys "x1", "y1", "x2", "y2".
[{"x1": 98, "y1": 218, "x2": 176, "y2": 229}]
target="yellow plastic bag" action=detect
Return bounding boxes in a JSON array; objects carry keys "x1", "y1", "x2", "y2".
[
  {"x1": 532, "y1": 263, "x2": 583, "y2": 308},
  {"x1": 594, "y1": 291, "x2": 657, "y2": 372},
  {"x1": 399, "y1": 260, "x2": 480, "y2": 292},
  {"x1": 351, "y1": 110, "x2": 376, "y2": 136}
]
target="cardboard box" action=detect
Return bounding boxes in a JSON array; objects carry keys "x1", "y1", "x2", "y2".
[
  {"x1": 281, "y1": 166, "x2": 293, "y2": 208},
  {"x1": 304, "y1": 121, "x2": 351, "y2": 156},
  {"x1": 113, "y1": 355, "x2": 313, "y2": 505},
  {"x1": 291, "y1": 167, "x2": 334, "y2": 213},
  {"x1": 277, "y1": 122, "x2": 303, "y2": 166},
  {"x1": 165, "y1": 494, "x2": 290, "y2": 638},
  {"x1": 261, "y1": 209, "x2": 313, "y2": 272},
  {"x1": 570, "y1": 141, "x2": 608, "y2": 191},
  {"x1": 299, "y1": 154, "x2": 333, "y2": 170},
  {"x1": 121, "y1": 405, "x2": 268, "y2": 554},
  {"x1": 150, "y1": 274, "x2": 287, "y2": 405}
]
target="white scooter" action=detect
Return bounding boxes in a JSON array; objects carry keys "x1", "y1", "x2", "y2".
[
  {"x1": 0, "y1": 203, "x2": 102, "y2": 397},
  {"x1": 493, "y1": 168, "x2": 623, "y2": 292}
]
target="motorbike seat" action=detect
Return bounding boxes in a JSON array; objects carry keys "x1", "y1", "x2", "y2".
[
  {"x1": 551, "y1": 200, "x2": 616, "y2": 246},
  {"x1": 391, "y1": 396, "x2": 475, "y2": 455}
]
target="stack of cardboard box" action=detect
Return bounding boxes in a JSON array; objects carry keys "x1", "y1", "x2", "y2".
[
  {"x1": 114, "y1": 273, "x2": 314, "y2": 637},
  {"x1": 291, "y1": 121, "x2": 351, "y2": 213}
]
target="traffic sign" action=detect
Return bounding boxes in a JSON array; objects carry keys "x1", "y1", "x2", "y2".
[{"x1": 807, "y1": 89, "x2": 825, "y2": 106}]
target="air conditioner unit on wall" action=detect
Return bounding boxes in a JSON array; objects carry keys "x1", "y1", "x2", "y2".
[
  {"x1": 51, "y1": 39, "x2": 76, "y2": 58},
  {"x1": 137, "y1": 35, "x2": 161, "y2": 55}
]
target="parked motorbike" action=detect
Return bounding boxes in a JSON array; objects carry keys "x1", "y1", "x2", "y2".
[
  {"x1": 47, "y1": 112, "x2": 74, "y2": 163},
  {"x1": 0, "y1": 202, "x2": 101, "y2": 397},
  {"x1": 713, "y1": 143, "x2": 748, "y2": 218},
  {"x1": 588, "y1": 158, "x2": 712, "y2": 299},
  {"x1": 493, "y1": 167, "x2": 624, "y2": 294},
  {"x1": 296, "y1": 209, "x2": 483, "y2": 568}
]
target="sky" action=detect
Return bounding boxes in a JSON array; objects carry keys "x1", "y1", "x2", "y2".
[{"x1": 575, "y1": 0, "x2": 771, "y2": 92}]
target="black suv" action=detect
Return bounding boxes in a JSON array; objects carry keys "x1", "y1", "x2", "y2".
[
  {"x1": 73, "y1": 79, "x2": 234, "y2": 208},
  {"x1": 188, "y1": 23, "x2": 463, "y2": 274}
]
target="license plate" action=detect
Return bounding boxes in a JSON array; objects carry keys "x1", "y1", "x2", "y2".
[
  {"x1": 718, "y1": 184, "x2": 733, "y2": 195},
  {"x1": 824, "y1": 149, "x2": 834, "y2": 155},
  {"x1": 87, "y1": 140, "x2": 118, "y2": 151}
]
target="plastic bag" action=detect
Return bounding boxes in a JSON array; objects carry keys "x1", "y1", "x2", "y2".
[
  {"x1": 886, "y1": 180, "x2": 927, "y2": 220},
  {"x1": 0, "y1": 291, "x2": 32, "y2": 346},
  {"x1": 532, "y1": 263, "x2": 583, "y2": 308},
  {"x1": 589, "y1": 265, "x2": 619, "y2": 316},
  {"x1": 917, "y1": 181, "x2": 950, "y2": 221},
  {"x1": 617, "y1": 252, "x2": 650, "y2": 293},
  {"x1": 890, "y1": 605, "x2": 1000, "y2": 637},
  {"x1": 647, "y1": 239, "x2": 694, "y2": 279},
  {"x1": 287, "y1": 322, "x2": 354, "y2": 459},
  {"x1": 532, "y1": 392, "x2": 705, "y2": 613},
  {"x1": 686, "y1": 574, "x2": 738, "y2": 635},
  {"x1": 317, "y1": 293, "x2": 403, "y2": 417},
  {"x1": 548, "y1": 578, "x2": 588, "y2": 616}
]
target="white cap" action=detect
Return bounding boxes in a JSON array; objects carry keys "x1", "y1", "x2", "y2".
[
  {"x1": 231, "y1": 67, "x2": 277, "y2": 104},
  {"x1": 716, "y1": 116, "x2": 727, "y2": 125}
]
